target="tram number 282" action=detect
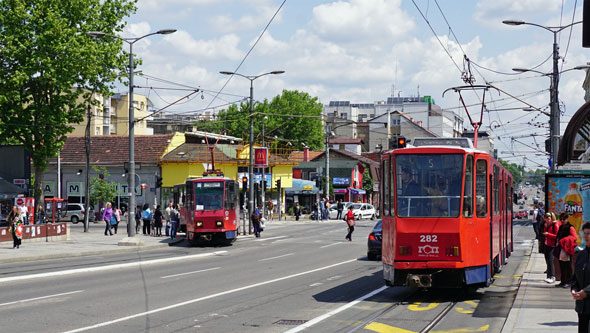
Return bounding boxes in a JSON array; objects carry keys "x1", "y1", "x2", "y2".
[{"x1": 419, "y1": 235, "x2": 438, "y2": 242}]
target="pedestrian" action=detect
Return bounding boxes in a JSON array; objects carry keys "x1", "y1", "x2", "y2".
[
  {"x1": 267, "y1": 200, "x2": 274, "y2": 221},
  {"x1": 336, "y1": 199, "x2": 344, "y2": 220},
  {"x1": 294, "y1": 202, "x2": 301, "y2": 221},
  {"x1": 154, "y1": 205, "x2": 163, "y2": 237},
  {"x1": 37, "y1": 204, "x2": 46, "y2": 224},
  {"x1": 556, "y1": 212, "x2": 577, "y2": 288},
  {"x1": 7, "y1": 205, "x2": 22, "y2": 248},
  {"x1": 112, "y1": 204, "x2": 121, "y2": 234},
  {"x1": 320, "y1": 197, "x2": 326, "y2": 221},
  {"x1": 19, "y1": 203, "x2": 28, "y2": 225},
  {"x1": 170, "y1": 203, "x2": 180, "y2": 240},
  {"x1": 571, "y1": 222, "x2": 590, "y2": 331},
  {"x1": 102, "y1": 202, "x2": 114, "y2": 236},
  {"x1": 532, "y1": 203, "x2": 541, "y2": 240},
  {"x1": 142, "y1": 203, "x2": 152, "y2": 235},
  {"x1": 345, "y1": 206, "x2": 355, "y2": 241},
  {"x1": 252, "y1": 204, "x2": 262, "y2": 237},
  {"x1": 325, "y1": 200, "x2": 331, "y2": 220},
  {"x1": 312, "y1": 201, "x2": 319, "y2": 221},
  {"x1": 543, "y1": 212, "x2": 561, "y2": 284},
  {"x1": 165, "y1": 201, "x2": 172, "y2": 237},
  {"x1": 135, "y1": 205, "x2": 142, "y2": 234}
]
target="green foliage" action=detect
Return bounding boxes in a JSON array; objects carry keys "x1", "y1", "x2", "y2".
[
  {"x1": 362, "y1": 167, "x2": 374, "y2": 194},
  {"x1": 0, "y1": 0, "x2": 136, "y2": 172},
  {"x1": 89, "y1": 167, "x2": 118, "y2": 205},
  {"x1": 498, "y1": 159, "x2": 525, "y2": 185},
  {"x1": 195, "y1": 90, "x2": 324, "y2": 150}
]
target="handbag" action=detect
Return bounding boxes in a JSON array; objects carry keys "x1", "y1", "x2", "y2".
[
  {"x1": 560, "y1": 248, "x2": 570, "y2": 261},
  {"x1": 347, "y1": 218, "x2": 356, "y2": 227}
]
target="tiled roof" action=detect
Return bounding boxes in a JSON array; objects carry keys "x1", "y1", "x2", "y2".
[
  {"x1": 162, "y1": 143, "x2": 240, "y2": 163},
  {"x1": 53, "y1": 134, "x2": 174, "y2": 164},
  {"x1": 288, "y1": 151, "x2": 324, "y2": 162},
  {"x1": 329, "y1": 138, "x2": 364, "y2": 144}
]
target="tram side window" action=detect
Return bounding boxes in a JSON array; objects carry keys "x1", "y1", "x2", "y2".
[
  {"x1": 382, "y1": 157, "x2": 389, "y2": 216},
  {"x1": 390, "y1": 156, "x2": 395, "y2": 217},
  {"x1": 493, "y1": 165, "x2": 500, "y2": 214},
  {"x1": 475, "y1": 159, "x2": 487, "y2": 217},
  {"x1": 463, "y1": 155, "x2": 474, "y2": 217}
]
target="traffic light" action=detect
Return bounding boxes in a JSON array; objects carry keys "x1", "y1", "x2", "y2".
[
  {"x1": 276, "y1": 179, "x2": 281, "y2": 188},
  {"x1": 242, "y1": 176, "x2": 248, "y2": 191},
  {"x1": 545, "y1": 138, "x2": 551, "y2": 153},
  {"x1": 397, "y1": 136, "x2": 406, "y2": 148},
  {"x1": 155, "y1": 176, "x2": 163, "y2": 188}
]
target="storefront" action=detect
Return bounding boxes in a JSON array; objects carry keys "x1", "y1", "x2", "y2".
[{"x1": 285, "y1": 179, "x2": 319, "y2": 215}]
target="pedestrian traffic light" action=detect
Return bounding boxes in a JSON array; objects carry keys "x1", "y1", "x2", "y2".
[
  {"x1": 545, "y1": 138, "x2": 551, "y2": 153},
  {"x1": 155, "y1": 176, "x2": 163, "y2": 188},
  {"x1": 242, "y1": 176, "x2": 248, "y2": 190},
  {"x1": 276, "y1": 179, "x2": 281, "y2": 188}
]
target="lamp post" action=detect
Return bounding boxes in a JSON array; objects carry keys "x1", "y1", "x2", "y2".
[
  {"x1": 219, "y1": 70, "x2": 284, "y2": 233},
  {"x1": 87, "y1": 29, "x2": 176, "y2": 242},
  {"x1": 511, "y1": 64, "x2": 589, "y2": 168},
  {"x1": 261, "y1": 115, "x2": 268, "y2": 218},
  {"x1": 503, "y1": 19, "x2": 582, "y2": 172}
]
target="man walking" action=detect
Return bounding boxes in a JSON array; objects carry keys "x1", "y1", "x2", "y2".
[
  {"x1": 164, "y1": 201, "x2": 172, "y2": 237},
  {"x1": 336, "y1": 199, "x2": 344, "y2": 220}
]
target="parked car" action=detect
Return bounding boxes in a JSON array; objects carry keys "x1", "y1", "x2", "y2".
[
  {"x1": 328, "y1": 202, "x2": 354, "y2": 219},
  {"x1": 515, "y1": 211, "x2": 528, "y2": 219},
  {"x1": 351, "y1": 203, "x2": 376, "y2": 220},
  {"x1": 63, "y1": 203, "x2": 95, "y2": 224},
  {"x1": 367, "y1": 220, "x2": 382, "y2": 260}
]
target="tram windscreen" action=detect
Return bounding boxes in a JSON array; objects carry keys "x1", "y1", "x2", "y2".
[
  {"x1": 194, "y1": 181, "x2": 224, "y2": 210},
  {"x1": 396, "y1": 154, "x2": 463, "y2": 217}
]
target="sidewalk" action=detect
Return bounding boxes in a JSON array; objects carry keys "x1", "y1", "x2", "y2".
[
  {"x1": 0, "y1": 222, "x2": 181, "y2": 264},
  {"x1": 502, "y1": 241, "x2": 579, "y2": 332}
]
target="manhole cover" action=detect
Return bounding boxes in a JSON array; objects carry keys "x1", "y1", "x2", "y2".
[{"x1": 274, "y1": 319, "x2": 308, "y2": 325}]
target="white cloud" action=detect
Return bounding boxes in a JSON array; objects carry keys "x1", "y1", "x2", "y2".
[
  {"x1": 310, "y1": 0, "x2": 415, "y2": 45},
  {"x1": 209, "y1": 3, "x2": 283, "y2": 34},
  {"x1": 474, "y1": 0, "x2": 561, "y2": 26},
  {"x1": 163, "y1": 30, "x2": 244, "y2": 61}
]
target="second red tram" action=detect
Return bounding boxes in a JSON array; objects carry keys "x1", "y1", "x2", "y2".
[
  {"x1": 381, "y1": 138, "x2": 513, "y2": 288},
  {"x1": 173, "y1": 176, "x2": 240, "y2": 246}
]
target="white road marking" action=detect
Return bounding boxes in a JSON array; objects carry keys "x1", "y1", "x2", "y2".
[
  {"x1": 309, "y1": 283, "x2": 323, "y2": 287},
  {"x1": 0, "y1": 290, "x2": 84, "y2": 307},
  {"x1": 320, "y1": 242, "x2": 344, "y2": 249},
  {"x1": 284, "y1": 286, "x2": 389, "y2": 333},
  {"x1": 63, "y1": 259, "x2": 358, "y2": 332},
  {"x1": 254, "y1": 235, "x2": 287, "y2": 242},
  {"x1": 0, "y1": 251, "x2": 228, "y2": 284},
  {"x1": 160, "y1": 267, "x2": 221, "y2": 279},
  {"x1": 258, "y1": 253, "x2": 294, "y2": 262}
]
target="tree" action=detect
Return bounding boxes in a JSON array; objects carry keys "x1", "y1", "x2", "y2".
[
  {"x1": 0, "y1": 0, "x2": 136, "y2": 211},
  {"x1": 362, "y1": 167, "x2": 374, "y2": 195},
  {"x1": 89, "y1": 167, "x2": 118, "y2": 206},
  {"x1": 499, "y1": 159, "x2": 525, "y2": 185},
  {"x1": 195, "y1": 90, "x2": 325, "y2": 150}
]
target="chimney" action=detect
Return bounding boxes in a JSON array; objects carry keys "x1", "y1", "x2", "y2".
[{"x1": 303, "y1": 147, "x2": 309, "y2": 162}]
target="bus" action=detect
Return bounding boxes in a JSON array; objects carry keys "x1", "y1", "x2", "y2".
[
  {"x1": 381, "y1": 138, "x2": 513, "y2": 288},
  {"x1": 173, "y1": 176, "x2": 240, "y2": 246}
]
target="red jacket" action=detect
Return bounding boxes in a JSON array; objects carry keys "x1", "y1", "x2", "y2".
[
  {"x1": 544, "y1": 221, "x2": 561, "y2": 247},
  {"x1": 559, "y1": 225, "x2": 578, "y2": 255}
]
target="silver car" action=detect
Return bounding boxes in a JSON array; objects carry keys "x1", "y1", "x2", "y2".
[{"x1": 63, "y1": 203, "x2": 95, "y2": 224}]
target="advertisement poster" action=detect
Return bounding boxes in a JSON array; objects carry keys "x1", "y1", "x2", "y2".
[{"x1": 546, "y1": 174, "x2": 590, "y2": 247}]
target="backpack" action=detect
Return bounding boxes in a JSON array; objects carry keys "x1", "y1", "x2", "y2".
[
  {"x1": 536, "y1": 208, "x2": 543, "y2": 223},
  {"x1": 142, "y1": 209, "x2": 151, "y2": 220}
]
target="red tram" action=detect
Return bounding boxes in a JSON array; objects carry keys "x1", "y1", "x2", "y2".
[
  {"x1": 381, "y1": 138, "x2": 513, "y2": 288},
  {"x1": 173, "y1": 176, "x2": 240, "y2": 246}
]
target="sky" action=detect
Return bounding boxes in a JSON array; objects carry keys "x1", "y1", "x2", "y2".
[{"x1": 118, "y1": 0, "x2": 590, "y2": 169}]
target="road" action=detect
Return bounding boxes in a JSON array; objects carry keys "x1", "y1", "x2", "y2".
[{"x1": 0, "y1": 219, "x2": 534, "y2": 332}]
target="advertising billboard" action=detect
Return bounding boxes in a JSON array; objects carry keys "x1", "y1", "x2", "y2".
[{"x1": 546, "y1": 173, "x2": 590, "y2": 247}]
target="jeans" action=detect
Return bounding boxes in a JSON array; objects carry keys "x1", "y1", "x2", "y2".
[
  {"x1": 104, "y1": 220, "x2": 113, "y2": 235},
  {"x1": 346, "y1": 226, "x2": 354, "y2": 240},
  {"x1": 171, "y1": 221, "x2": 178, "y2": 239},
  {"x1": 544, "y1": 245, "x2": 555, "y2": 278},
  {"x1": 143, "y1": 219, "x2": 151, "y2": 235},
  {"x1": 337, "y1": 210, "x2": 343, "y2": 220},
  {"x1": 532, "y1": 222, "x2": 540, "y2": 239},
  {"x1": 253, "y1": 221, "x2": 261, "y2": 236},
  {"x1": 112, "y1": 223, "x2": 118, "y2": 234},
  {"x1": 165, "y1": 220, "x2": 170, "y2": 236}
]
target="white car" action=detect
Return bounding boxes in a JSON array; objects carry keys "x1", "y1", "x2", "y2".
[
  {"x1": 351, "y1": 203, "x2": 376, "y2": 220},
  {"x1": 328, "y1": 202, "x2": 354, "y2": 219}
]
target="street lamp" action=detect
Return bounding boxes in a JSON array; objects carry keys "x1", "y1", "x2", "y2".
[
  {"x1": 511, "y1": 65, "x2": 589, "y2": 164},
  {"x1": 219, "y1": 70, "x2": 284, "y2": 234},
  {"x1": 503, "y1": 19, "x2": 582, "y2": 172},
  {"x1": 88, "y1": 28, "x2": 176, "y2": 243}
]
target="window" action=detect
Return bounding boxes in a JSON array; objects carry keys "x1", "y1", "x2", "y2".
[
  {"x1": 463, "y1": 155, "x2": 474, "y2": 217},
  {"x1": 390, "y1": 155, "x2": 395, "y2": 216},
  {"x1": 194, "y1": 181, "x2": 224, "y2": 210},
  {"x1": 493, "y1": 165, "x2": 500, "y2": 214},
  {"x1": 396, "y1": 154, "x2": 463, "y2": 217},
  {"x1": 475, "y1": 159, "x2": 488, "y2": 217}
]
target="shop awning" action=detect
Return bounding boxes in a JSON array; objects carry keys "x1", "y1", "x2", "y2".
[
  {"x1": 285, "y1": 179, "x2": 319, "y2": 195},
  {"x1": 350, "y1": 188, "x2": 366, "y2": 195},
  {"x1": 0, "y1": 178, "x2": 27, "y2": 199}
]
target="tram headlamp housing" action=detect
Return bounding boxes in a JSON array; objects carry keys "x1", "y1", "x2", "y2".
[
  {"x1": 398, "y1": 246, "x2": 412, "y2": 255},
  {"x1": 196, "y1": 221, "x2": 203, "y2": 227},
  {"x1": 216, "y1": 221, "x2": 223, "y2": 227}
]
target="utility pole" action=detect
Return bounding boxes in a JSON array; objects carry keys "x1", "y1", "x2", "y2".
[
  {"x1": 325, "y1": 123, "x2": 330, "y2": 199},
  {"x1": 550, "y1": 32, "x2": 559, "y2": 173},
  {"x1": 84, "y1": 104, "x2": 92, "y2": 232}
]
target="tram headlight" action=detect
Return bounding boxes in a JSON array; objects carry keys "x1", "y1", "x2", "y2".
[
  {"x1": 196, "y1": 221, "x2": 203, "y2": 227},
  {"x1": 216, "y1": 221, "x2": 223, "y2": 227},
  {"x1": 446, "y1": 246, "x2": 460, "y2": 257}
]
